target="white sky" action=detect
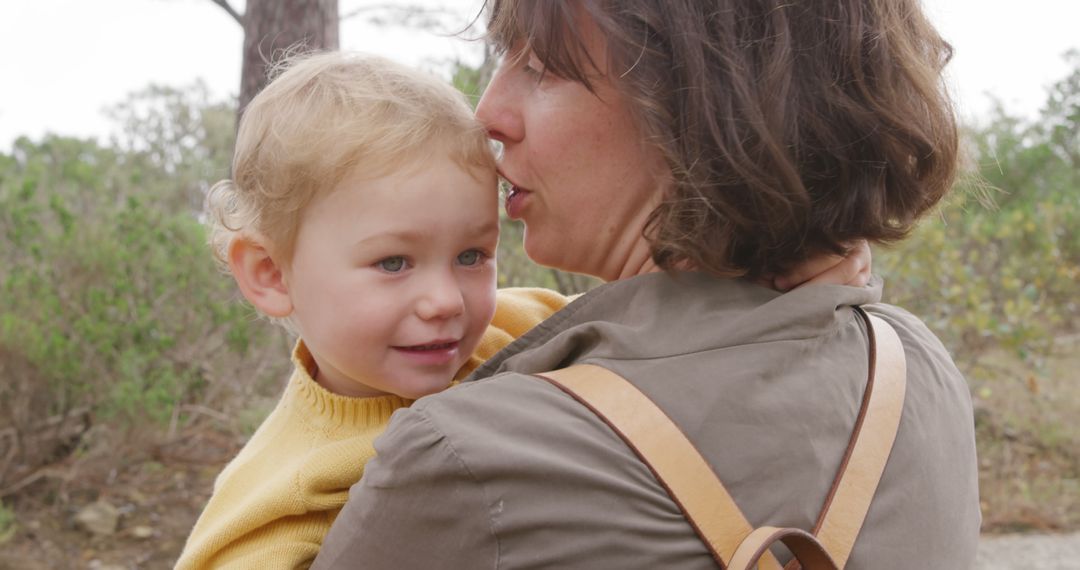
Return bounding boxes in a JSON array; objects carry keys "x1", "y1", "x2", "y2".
[{"x1": 2, "y1": 0, "x2": 1079, "y2": 150}]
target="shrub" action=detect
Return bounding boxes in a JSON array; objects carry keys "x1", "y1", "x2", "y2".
[
  {"x1": 879, "y1": 53, "x2": 1080, "y2": 366},
  {"x1": 0, "y1": 86, "x2": 289, "y2": 495}
]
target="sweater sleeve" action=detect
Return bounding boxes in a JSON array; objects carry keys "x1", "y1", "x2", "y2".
[
  {"x1": 457, "y1": 287, "x2": 572, "y2": 379},
  {"x1": 311, "y1": 406, "x2": 498, "y2": 569},
  {"x1": 175, "y1": 342, "x2": 409, "y2": 570},
  {"x1": 175, "y1": 435, "x2": 371, "y2": 570}
]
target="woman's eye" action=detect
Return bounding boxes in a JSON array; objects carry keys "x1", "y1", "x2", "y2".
[
  {"x1": 457, "y1": 249, "x2": 484, "y2": 266},
  {"x1": 377, "y1": 256, "x2": 407, "y2": 273},
  {"x1": 523, "y1": 53, "x2": 546, "y2": 78}
]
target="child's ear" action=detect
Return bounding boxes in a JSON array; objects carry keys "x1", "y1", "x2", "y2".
[{"x1": 228, "y1": 235, "x2": 293, "y2": 318}]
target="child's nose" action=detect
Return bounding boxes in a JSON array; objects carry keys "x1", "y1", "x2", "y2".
[{"x1": 416, "y1": 276, "x2": 465, "y2": 321}]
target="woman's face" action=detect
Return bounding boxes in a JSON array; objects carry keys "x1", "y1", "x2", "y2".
[{"x1": 476, "y1": 15, "x2": 669, "y2": 281}]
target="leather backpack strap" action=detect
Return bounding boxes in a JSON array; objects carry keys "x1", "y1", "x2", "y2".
[
  {"x1": 741, "y1": 311, "x2": 908, "y2": 570},
  {"x1": 786, "y1": 309, "x2": 907, "y2": 570},
  {"x1": 730, "y1": 527, "x2": 838, "y2": 570},
  {"x1": 535, "y1": 364, "x2": 783, "y2": 570},
  {"x1": 534, "y1": 308, "x2": 907, "y2": 570}
]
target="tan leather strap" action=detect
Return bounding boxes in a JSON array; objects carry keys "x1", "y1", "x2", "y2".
[
  {"x1": 801, "y1": 310, "x2": 907, "y2": 569},
  {"x1": 780, "y1": 311, "x2": 908, "y2": 570},
  {"x1": 536, "y1": 364, "x2": 783, "y2": 570},
  {"x1": 535, "y1": 309, "x2": 907, "y2": 570},
  {"x1": 729, "y1": 527, "x2": 838, "y2": 570}
]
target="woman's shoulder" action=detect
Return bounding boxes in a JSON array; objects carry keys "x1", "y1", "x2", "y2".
[
  {"x1": 376, "y1": 372, "x2": 717, "y2": 567},
  {"x1": 411, "y1": 371, "x2": 602, "y2": 455},
  {"x1": 861, "y1": 302, "x2": 965, "y2": 386},
  {"x1": 399, "y1": 370, "x2": 680, "y2": 510}
]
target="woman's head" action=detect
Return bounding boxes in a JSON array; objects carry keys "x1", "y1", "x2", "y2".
[{"x1": 481, "y1": 0, "x2": 957, "y2": 279}]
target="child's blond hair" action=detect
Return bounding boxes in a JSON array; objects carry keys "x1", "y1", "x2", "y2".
[{"x1": 207, "y1": 51, "x2": 496, "y2": 267}]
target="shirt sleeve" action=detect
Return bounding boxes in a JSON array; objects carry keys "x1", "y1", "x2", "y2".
[{"x1": 311, "y1": 406, "x2": 499, "y2": 569}]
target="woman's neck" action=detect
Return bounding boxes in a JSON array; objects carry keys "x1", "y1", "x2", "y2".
[{"x1": 604, "y1": 235, "x2": 663, "y2": 282}]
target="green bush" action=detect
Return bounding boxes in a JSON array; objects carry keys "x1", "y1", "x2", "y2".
[
  {"x1": 0, "y1": 500, "x2": 14, "y2": 543},
  {"x1": 878, "y1": 178, "x2": 1078, "y2": 365},
  {"x1": 878, "y1": 53, "x2": 1080, "y2": 367},
  {"x1": 0, "y1": 84, "x2": 287, "y2": 438}
]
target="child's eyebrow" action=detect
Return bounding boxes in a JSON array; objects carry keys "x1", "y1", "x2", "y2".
[
  {"x1": 353, "y1": 231, "x2": 426, "y2": 248},
  {"x1": 353, "y1": 222, "x2": 498, "y2": 249},
  {"x1": 467, "y1": 220, "x2": 501, "y2": 238}
]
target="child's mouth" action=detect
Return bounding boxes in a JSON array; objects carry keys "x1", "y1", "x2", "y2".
[
  {"x1": 396, "y1": 341, "x2": 458, "y2": 352},
  {"x1": 392, "y1": 340, "x2": 461, "y2": 366}
]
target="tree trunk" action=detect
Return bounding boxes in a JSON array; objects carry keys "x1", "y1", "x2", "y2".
[{"x1": 239, "y1": 0, "x2": 339, "y2": 117}]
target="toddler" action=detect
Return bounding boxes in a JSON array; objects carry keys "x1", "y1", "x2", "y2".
[{"x1": 176, "y1": 51, "x2": 567, "y2": 569}]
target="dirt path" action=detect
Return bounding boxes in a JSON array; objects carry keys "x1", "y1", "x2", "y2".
[{"x1": 977, "y1": 532, "x2": 1080, "y2": 569}]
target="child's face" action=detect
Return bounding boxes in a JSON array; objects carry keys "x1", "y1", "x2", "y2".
[{"x1": 284, "y1": 154, "x2": 499, "y2": 399}]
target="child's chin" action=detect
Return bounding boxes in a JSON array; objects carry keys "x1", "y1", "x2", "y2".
[{"x1": 399, "y1": 379, "x2": 455, "y2": 400}]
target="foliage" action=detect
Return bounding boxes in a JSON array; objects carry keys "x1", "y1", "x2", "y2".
[
  {"x1": 104, "y1": 81, "x2": 236, "y2": 211},
  {"x1": 0, "y1": 85, "x2": 290, "y2": 494},
  {"x1": 0, "y1": 500, "x2": 14, "y2": 543},
  {"x1": 450, "y1": 60, "x2": 489, "y2": 105},
  {"x1": 876, "y1": 53, "x2": 1080, "y2": 531},
  {"x1": 878, "y1": 51, "x2": 1080, "y2": 368}
]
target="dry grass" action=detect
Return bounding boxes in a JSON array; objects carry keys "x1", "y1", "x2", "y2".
[
  {"x1": 972, "y1": 335, "x2": 1080, "y2": 532},
  {"x1": 0, "y1": 423, "x2": 241, "y2": 570}
]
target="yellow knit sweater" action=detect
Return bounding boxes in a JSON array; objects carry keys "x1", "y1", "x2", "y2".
[{"x1": 176, "y1": 287, "x2": 569, "y2": 569}]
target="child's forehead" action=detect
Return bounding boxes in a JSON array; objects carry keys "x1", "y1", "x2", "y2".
[
  {"x1": 340, "y1": 152, "x2": 497, "y2": 190},
  {"x1": 312, "y1": 154, "x2": 499, "y2": 218},
  {"x1": 301, "y1": 190, "x2": 499, "y2": 255}
]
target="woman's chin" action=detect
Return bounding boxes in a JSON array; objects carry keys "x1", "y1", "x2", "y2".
[
  {"x1": 522, "y1": 240, "x2": 555, "y2": 267},
  {"x1": 523, "y1": 233, "x2": 572, "y2": 272}
]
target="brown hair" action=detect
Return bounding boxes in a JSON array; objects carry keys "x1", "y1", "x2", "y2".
[{"x1": 487, "y1": 0, "x2": 958, "y2": 278}]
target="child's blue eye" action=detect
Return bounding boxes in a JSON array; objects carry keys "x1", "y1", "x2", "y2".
[
  {"x1": 457, "y1": 250, "x2": 484, "y2": 266},
  {"x1": 377, "y1": 256, "x2": 407, "y2": 273}
]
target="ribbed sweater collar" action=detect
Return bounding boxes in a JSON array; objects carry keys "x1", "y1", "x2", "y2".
[{"x1": 286, "y1": 340, "x2": 412, "y2": 430}]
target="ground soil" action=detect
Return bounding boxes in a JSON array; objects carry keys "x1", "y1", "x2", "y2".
[{"x1": 0, "y1": 426, "x2": 237, "y2": 570}]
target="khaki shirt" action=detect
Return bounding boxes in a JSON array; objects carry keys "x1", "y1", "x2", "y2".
[{"x1": 314, "y1": 272, "x2": 980, "y2": 569}]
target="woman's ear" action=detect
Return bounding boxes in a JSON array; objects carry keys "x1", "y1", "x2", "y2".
[{"x1": 228, "y1": 235, "x2": 293, "y2": 318}]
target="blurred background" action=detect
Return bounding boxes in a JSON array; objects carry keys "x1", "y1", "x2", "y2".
[{"x1": 0, "y1": 1, "x2": 1077, "y2": 568}]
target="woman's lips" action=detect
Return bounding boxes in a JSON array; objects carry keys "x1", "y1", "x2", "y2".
[{"x1": 505, "y1": 185, "x2": 531, "y2": 220}]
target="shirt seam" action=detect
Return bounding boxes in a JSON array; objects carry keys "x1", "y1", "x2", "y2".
[{"x1": 410, "y1": 408, "x2": 503, "y2": 569}]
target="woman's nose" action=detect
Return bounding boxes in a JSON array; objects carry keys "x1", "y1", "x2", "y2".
[{"x1": 476, "y1": 62, "x2": 524, "y2": 145}]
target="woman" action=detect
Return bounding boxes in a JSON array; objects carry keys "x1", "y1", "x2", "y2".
[{"x1": 314, "y1": 0, "x2": 980, "y2": 568}]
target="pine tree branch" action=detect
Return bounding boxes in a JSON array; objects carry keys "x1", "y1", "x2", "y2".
[{"x1": 208, "y1": 0, "x2": 243, "y2": 26}]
